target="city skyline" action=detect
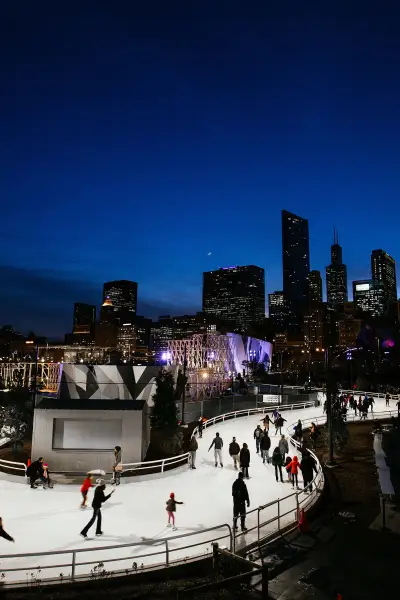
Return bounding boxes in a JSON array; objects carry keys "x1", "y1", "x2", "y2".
[{"x1": 2, "y1": 2, "x2": 400, "y2": 336}]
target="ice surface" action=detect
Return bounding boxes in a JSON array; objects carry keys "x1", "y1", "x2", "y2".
[{"x1": 0, "y1": 397, "x2": 391, "y2": 584}]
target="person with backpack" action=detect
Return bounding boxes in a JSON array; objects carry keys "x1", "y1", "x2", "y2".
[
  {"x1": 272, "y1": 447, "x2": 284, "y2": 482},
  {"x1": 254, "y1": 425, "x2": 263, "y2": 453},
  {"x1": 80, "y1": 479, "x2": 115, "y2": 538},
  {"x1": 260, "y1": 430, "x2": 271, "y2": 464},
  {"x1": 229, "y1": 437, "x2": 241, "y2": 470},
  {"x1": 232, "y1": 472, "x2": 250, "y2": 532}
]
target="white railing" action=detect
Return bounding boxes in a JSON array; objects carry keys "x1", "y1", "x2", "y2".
[
  {"x1": 0, "y1": 524, "x2": 233, "y2": 586},
  {"x1": 0, "y1": 457, "x2": 26, "y2": 475},
  {"x1": 121, "y1": 452, "x2": 190, "y2": 474}
]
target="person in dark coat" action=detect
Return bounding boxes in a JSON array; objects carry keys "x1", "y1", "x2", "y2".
[
  {"x1": 260, "y1": 414, "x2": 271, "y2": 431},
  {"x1": 294, "y1": 420, "x2": 302, "y2": 441},
  {"x1": 260, "y1": 431, "x2": 271, "y2": 464},
  {"x1": 300, "y1": 452, "x2": 318, "y2": 492},
  {"x1": 239, "y1": 443, "x2": 250, "y2": 479},
  {"x1": 229, "y1": 437, "x2": 241, "y2": 470},
  {"x1": 254, "y1": 425, "x2": 263, "y2": 453},
  {"x1": 209, "y1": 433, "x2": 223, "y2": 467},
  {"x1": 274, "y1": 415, "x2": 287, "y2": 435},
  {"x1": 197, "y1": 417, "x2": 204, "y2": 438},
  {"x1": 271, "y1": 447, "x2": 284, "y2": 482},
  {"x1": 0, "y1": 518, "x2": 14, "y2": 543},
  {"x1": 80, "y1": 479, "x2": 114, "y2": 538},
  {"x1": 232, "y1": 472, "x2": 250, "y2": 532},
  {"x1": 26, "y1": 457, "x2": 44, "y2": 489},
  {"x1": 188, "y1": 435, "x2": 198, "y2": 469}
]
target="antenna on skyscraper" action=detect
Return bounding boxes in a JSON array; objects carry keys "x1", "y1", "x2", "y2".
[{"x1": 333, "y1": 226, "x2": 338, "y2": 245}]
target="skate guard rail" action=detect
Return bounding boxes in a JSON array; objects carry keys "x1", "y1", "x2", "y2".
[
  {"x1": 0, "y1": 523, "x2": 233, "y2": 586},
  {"x1": 0, "y1": 457, "x2": 26, "y2": 475}
]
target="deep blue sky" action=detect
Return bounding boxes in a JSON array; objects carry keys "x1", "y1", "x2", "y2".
[{"x1": 1, "y1": 0, "x2": 400, "y2": 338}]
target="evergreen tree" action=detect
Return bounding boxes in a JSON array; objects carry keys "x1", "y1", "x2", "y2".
[{"x1": 150, "y1": 369, "x2": 178, "y2": 429}]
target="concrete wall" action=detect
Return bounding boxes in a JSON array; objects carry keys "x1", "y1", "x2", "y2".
[{"x1": 31, "y1": 409, "x2": 150, "y2": 473}]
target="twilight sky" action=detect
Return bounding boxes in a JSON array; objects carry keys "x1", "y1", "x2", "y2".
[{"x1": 1, "y1": 0, "x2": 400, "y2": 338}]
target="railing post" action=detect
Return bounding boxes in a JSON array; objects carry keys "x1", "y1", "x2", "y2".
[
  {"x1": 71, "y1": 551, "x2": 76, "y2": 581},
  {"x1": 212, "y1": 542, "x2": 220, "y2": 573},
  {"x1": 277, "y1": 499, "x2": 280, "y2": 531},
  {"x1": 161, "y1": 460, "x2": 165, "y2": 473},
  {"x1": 257, "y1": 507, "x2": 260, "y2": 542},
  {"x1": 261, "y1": 562, "x2": 269, "y2": 599},
  {"x1": 165, "y1": 539, "x2": 169, "y2": 567},
  {"x1": 296, "y1": 492, "x2": 300, "y2": 520}
]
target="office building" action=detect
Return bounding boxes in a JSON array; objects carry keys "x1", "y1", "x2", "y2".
[
  {"x1": 151, "y1": 316, "x2": 174, "y2": 362},
  {"x1": 268, "y1": 291, "x2": 286, "y2": 333},
  {"x1": 102, "y1": 280, "x2": 138, "y2": 326},
  {"x1": 202, "y1": 265, "x2": 265, "y2": 333},
  {"x1": 371, "y1": 250, "x2": 398, "y2": 321},
  {"x1": 117, "y1": 322, "x2": 136, "y2": 358},
  {"x1": 309, "y1": 270, "x2": 323, "y2": 304},
  {"x1": 338, "y1": 317, "x2": 363, "y2": 348},
  {"x1": 353, "y1": 280, "x2": 385, "y2": 318},
  {"x1": 326, "y1": 230, "x2": 348, "y2": 309},
  {"x1": 72, "y1": 303, "x2": 96, "y2": 345},
  {"x1": 282, "y1": 210, "x2": 310, "y2": 332},
  {"x1": 134, "y1": 316, "x2": 152, "y2": 349},
  {"x1": 304, "y1": 305, "x2": 325, "y2": 350}
]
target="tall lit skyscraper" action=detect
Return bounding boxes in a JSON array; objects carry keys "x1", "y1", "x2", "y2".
[
  {"x1": 102, "y1": 280, "x2": 138, "y2": 325},
  {"x1": 353, "y1": 280, "x2": 385, "y2": 318},
  {"x1": 202, "y1": 265, "x2": 265, "y2": 332},
  {"x1": 326, "y1": 229, "x2": 348, "y2": 309},
  {"x1": 308, "y1": 270, "x2": 323, "y2": 304},
  {"x1": 371, "y1": 249, "x2": 398, "y2": 321},
  {"x1": 268, "y1": 291, "x2": 286, "y2": 333},
  {"x1": 282, "y1": 210, "x2": 310, "y2": 333}
]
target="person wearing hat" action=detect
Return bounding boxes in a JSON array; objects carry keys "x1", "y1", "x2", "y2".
[{"x1": 80, "y1": 479, "x2": 115, "y2": 538}]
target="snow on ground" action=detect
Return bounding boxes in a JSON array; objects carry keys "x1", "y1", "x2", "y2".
[{"x1": 0, "y1": 396, "x2": 393, "y2": 584}]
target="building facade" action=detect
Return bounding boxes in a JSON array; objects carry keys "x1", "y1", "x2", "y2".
[
  {"x1": 308, "y1": 270, "x2": 323, "y2": 304},
  {"x1": 268, "y1": 291, "x2": 286, "y2": 332},
  {"x1": 102, "y1": 280, "x2": 138, "y2": 326},
  {"x1": 202, "y1": 265, "x2": 265, "y2": 333},
  {"x1": 326, "y1": 231, "x2": 348, "y2": 309},
  {"x1": 72, "y1": 303, "x2": 96, "y2": 345},
  {"x1": 371, "y1": 249, "x2": 398, "y2": 321},
  {"x1": 353, "y1": 280, "x2": 385, "y2": 318},
  {"x1": 282, "y1": 210, "x2": 310, "y2": 333}
]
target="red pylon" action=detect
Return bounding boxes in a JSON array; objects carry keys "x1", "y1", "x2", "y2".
[
  {"x1": 27, "y1": 458, "x2": 31, "y2": 467},
  {"x1": 337, "y1": 595, "x2": 343, "y2": 600}
]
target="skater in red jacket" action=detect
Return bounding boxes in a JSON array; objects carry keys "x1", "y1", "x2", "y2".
[
  {"x1": 80, "y1": 475, "x2": 93, "y2": 508},
  {"x1": 166, "y1": 492, "x2": 184, "y2": 531},
  {"x1": 286, "y1": 456, "x2": 300, "y2": 489}
]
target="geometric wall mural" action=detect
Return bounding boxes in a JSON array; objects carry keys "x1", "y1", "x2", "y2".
[{"x1": 59, "y1": 365, "x2": 171, "y2": 406}]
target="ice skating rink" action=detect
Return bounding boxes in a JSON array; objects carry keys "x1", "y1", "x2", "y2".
[{"x1": 0, "y1": 397, "x2": 392, "y2": 583}]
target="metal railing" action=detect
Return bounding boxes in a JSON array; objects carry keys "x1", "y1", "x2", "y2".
[{"x1": 0, "y1": 457, "x2": 27, "y2": 475}]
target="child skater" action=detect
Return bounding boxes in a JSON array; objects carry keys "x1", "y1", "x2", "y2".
[
  {"x1": 166, "y1": 492, "x2": 183, "y2": 531},
  {"x1": 285, "y1": 456, "x2": 292, "y2": 482},
  {"x1": 80, "y1": 474, "x2": 93, "y2": 508}
]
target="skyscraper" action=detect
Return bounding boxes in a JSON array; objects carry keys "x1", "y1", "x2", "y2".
[
  {"x1": 102, "y1": 280, "x2": 138, "y2": 325},
  {"x1": 353, "y1": 280, "x2": 385, "y2": 318},
  {"x1": 268, "y1": 291, "x2": 286, "y2": 332},
  {"x1": 326, "y1": 229, "x2": 348, "y2": 309},
  {"x1": 282, "y1": 210, "x2": 310, "y2": 333},
  {"x1": 202, "y1": 265, "x2": 265, "y2": 332},
  {"x1": 371, "y1": 249, "x2": 398, "y2": 321},
  {"x1": 72, "y1": 303, "x2": 96, "y2": 345},
  {"x1": 308, "y1": 270, "x2": 323, "y2": 304}
]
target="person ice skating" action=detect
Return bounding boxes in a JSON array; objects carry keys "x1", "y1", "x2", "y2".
[
  {"x1": 300, "y1": 452, "x2": 318, "y2": 493},
  {"x1": 229, "y1": 437, "x2": 240, "y2": 469},
  {"x1": 386, "y1": 393, "x2": 390, "y2": 407},
  {"x1": 284, "y1": 456, "x2": 292, "y2": 482},
  {"x1": 260, "y1": 430, "x2": 271, "y2": 463},
  {"x1": 274, "y1": 414, "x2": 286, "y2": 436},
  {"x1": 239, "y1": 443, "x2": 250, "y2": 479},
  {"x1": 294, "y1": 420, "x2": 302, "y2": 442},
  {"x1": 166, "y1": 492, "x2": 183, "y2": 531},
  {"x1": 39, "y1": 463, "x2": 53, "y2": 489},
  {"x1": 272, "y1": 408, "x2": 279, "y2": 421},
  {"x1": 189, "y1": 435, "x2": 198, "y2": 469},
  {"x1": 26, "y1": 457, "x2": 44, "y2": 488},
  {"x1": 260, "y1": 414, "x2": 271, "y2": 431},
  {"x1": 198, "y1": 417, "x2": 204, "y2": 438},
  {"x1": 112, "y1": 446, "x2": 122, "y2": 486},
  {"x1": 0, "y1": 518, "x2": 14, "y2": 543},
  {"x1": 310, "y1": 423, "x2": 320, "y2": 449},
  {"x1": 232, "y1": 472, "x2": 250, "y2": 532},
  {"x1": 80, "y1": 479, "x2": 114, "y2": 538},
  {"x1": 209, "y1": 432, "x2": 223, "y2": 467},
  {"x1": 254, "y1": 425, "x2": 263, "y2": 453},
  {"x1": 287, "y1": 456, "x2": 300, "y2": 489},
  {"x1": 81, "y1": 475, "x2": 93, "y2": 508},
  {"x1": 279, "y1": 434, "x2": 289, "y2": 459},
  {"x1": 272, "y1": 447, "x2": 284, "y2": 482}
]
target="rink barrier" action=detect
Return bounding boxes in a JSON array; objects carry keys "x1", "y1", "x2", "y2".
[
  {"x1": 0, "y1": 523, "x2": 233, "y2": 586},
  {"x1": 0, "y1": 457, "x2": 27, "y2": 476}
]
